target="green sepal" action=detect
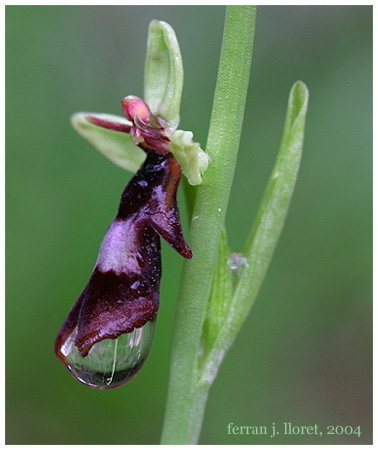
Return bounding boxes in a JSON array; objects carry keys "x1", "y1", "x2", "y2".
[
  {"x1": 144, "y1": 20, "x2": 183, "y2": 129},
  {"x1": 71, "y1": 112, "x2": 146, "y2": 173}
]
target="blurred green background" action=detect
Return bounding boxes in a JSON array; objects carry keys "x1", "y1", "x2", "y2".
[{"x1": 6, "y1": 5, "x2": 372, "y2": 445}]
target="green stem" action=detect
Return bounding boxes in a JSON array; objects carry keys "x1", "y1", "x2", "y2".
[
  {"x1": 160, "y1": 6, "x2": 256, "y2": 444},
  {"x1": 182, "y1": 177, "x2": 197, "y2": 220}
]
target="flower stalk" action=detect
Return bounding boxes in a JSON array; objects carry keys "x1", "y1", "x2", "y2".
[
  {"x1": 161, "y1": 6, "x2": 257, "y2": 444},
  {"x1": 161, "y1": 6, "x2": 308, "y2": 444}
]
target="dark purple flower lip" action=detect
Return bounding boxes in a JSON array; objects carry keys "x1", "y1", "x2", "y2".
[{"x1": 55, "y1": 96, "x2": 192, "y2": 369}]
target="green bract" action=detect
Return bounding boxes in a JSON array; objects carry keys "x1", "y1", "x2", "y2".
[{"x1": 198, "y1": 80, "x2": 309, "y2": 390}]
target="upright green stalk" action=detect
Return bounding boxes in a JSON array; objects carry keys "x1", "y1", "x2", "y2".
[{"x1": 161, "y1": 6, "x2": 257, "y2": 444}]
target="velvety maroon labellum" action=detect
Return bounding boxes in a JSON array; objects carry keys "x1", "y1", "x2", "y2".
[{"x1": 55, "y1": 97, "x2": 192, "y2": 389}]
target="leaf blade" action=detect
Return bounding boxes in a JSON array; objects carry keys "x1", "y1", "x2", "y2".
[
  {"x1": 236, "y1": 80, "x2": 309, "y2": 335},
  {"x1": 197, "y1": 81, "x2": 309, "y2": 385}
]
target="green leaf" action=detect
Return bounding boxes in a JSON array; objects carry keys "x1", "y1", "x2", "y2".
[
  {"x1": 197, "y1": 80, "x2": 309, "y2": 387},
  {"x1": 200, "y1": 228, "x2": 232, "y2": 366},
  {"x1": 144, "y1": 20, "x2": 183, "y2": 129},
  {"x1": 71, "y1": 112, "x2": 146, "y2": 173},
  {"x1": 232, "y1": 80, "x2": 309, "y2": 340}
]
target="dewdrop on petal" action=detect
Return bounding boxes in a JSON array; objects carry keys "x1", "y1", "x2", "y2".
[{"x1": 58, "y1": 321, "x2": 155, "y2": 389}]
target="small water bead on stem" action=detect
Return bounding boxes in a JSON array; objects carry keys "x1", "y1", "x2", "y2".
[
  {"x1": 59, "y1": 321, "x2": 156, "y2": 389},
  {"x1": 227, "y1": 253, "x2": 249, "y2": 277}
]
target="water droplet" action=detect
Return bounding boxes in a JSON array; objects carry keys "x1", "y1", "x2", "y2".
[
  {"x1": 59, "y1": 320, "x2": 155, "y2": 389},
  {"x1": 227, "y1": 253, "x2": 248, "y2": 277}
]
